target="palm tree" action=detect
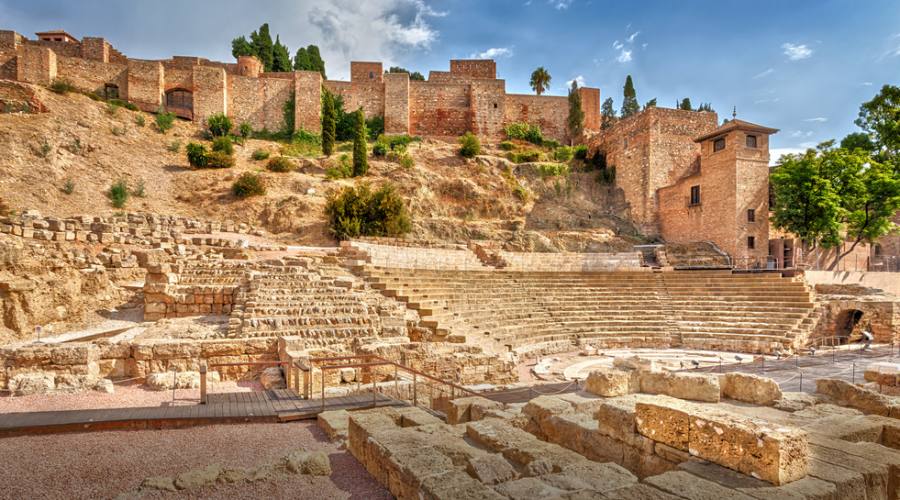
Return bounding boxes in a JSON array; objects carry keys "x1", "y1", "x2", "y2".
[{"x1": 530, "y1": 67, "x2": 551, "y2": 96}]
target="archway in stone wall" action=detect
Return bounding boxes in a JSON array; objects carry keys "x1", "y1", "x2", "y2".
[
  {"x1": 165, "y1": 88, "x2": 193, "y2": 120},
  {"x1": 834, "y1": 309, "x2": 865, "y2": 344}
]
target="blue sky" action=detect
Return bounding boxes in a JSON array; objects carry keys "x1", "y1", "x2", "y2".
[{"x1": 2, "y1": 0, "x2": 898, "y2": 160}]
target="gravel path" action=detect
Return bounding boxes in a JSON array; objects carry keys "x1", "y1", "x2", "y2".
[
  {"x1": 0, "y1": 381, "x2": 261, "y2": 414},
  {"x1": 0, "y1": 422, "x2": 390, "y2": 499}
]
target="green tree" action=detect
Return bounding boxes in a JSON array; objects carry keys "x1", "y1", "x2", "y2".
[
  {"x1": 293, "y1": 47, "x2": 310, "y2": 71},
  {"x1": 231, "y1": 36, "x2": 255, "y2": 59},
  {"x1": 307, "y1": 45, "x2": 326, "y2": 78},
  {"x1": 643, "y1": 98, "x2": 657, "y2": 110},
  {"x1": 321, "y1": 90, "x2": 337, "y2": 156},
  {"x1": 771, "y1": 142, "x2": 900, "y2": 268},
  {"x1": 620, "y1": 75, "x2": 639, "y2": 117},
  {"x1": 250, "y1": 23, "x2": 274, "y2": 71},
  {"x1": 855, "y1": 84, "x2": 900, "y2": 161},
  {"x1": 386, "y1": 66, "x2": 425, "y2": 81},
  {"x1": 352, "y1": 109, "x2": 368, "y2": 176},
  {"x1": 529, "y1": 67, "x2": 551, "y2": 96},
  {"x1": 697, "y1": 103, "x2": 715, "y2": 112},
  {"x1": 293, "y1": 45, "x2": 326, "y2": 77},
  {"x1": 567, "y1": 80, "x2": 584, "y2": 143},
  {"x1": 841, "y1": 132, "x2": 876, "y2": 153},
  {"x1": 601, "y1": 97, "x2": 616, "y2": 130},
  {"x1": 679, "y1": 98, "x2": 693, "y2": 111},
  {"x1": 272, "y1": 35, "x2": 292, "y2": 72}
]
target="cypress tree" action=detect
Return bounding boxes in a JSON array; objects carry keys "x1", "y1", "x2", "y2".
[
  {"x1": 352, "y1": 109, "x2": 368, "y2": 176},
  {"x1": 293, "y1": 47, "x2": 309, "y2": 71},
  {"x1": 307, "y1": 45, "x2": 326, "y2": 78},
  {"x1": 322, "y1": 91, "x2": 337, "y2": 156},
  {"x1": 621, "y1": 75, "x2": 639, "y2": 117},
  {"x1": 272, "y1": 35, "x2": 292, "y2": 72},
  {"x1": 567, "y1": 80, "x2": 584, "y2": 143},
  {"x1": 251, "y1": 23, "x2": 274, "y2": 71},
  {"x1": 601, "y1": 97, "x2": 617, "y2": 129},
  {"x1": 679, "y1": 98, "x2": 693, "y2": 111},
  {"x1": 231, "y1": 36, "x2": 255, "y2": 59}
]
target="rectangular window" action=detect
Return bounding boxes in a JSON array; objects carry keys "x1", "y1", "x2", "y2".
[
  {"x1": 747, "y1": 209, "x2": 755, "y2": 222},
  {"x1": 713, "y1": 137, "x2": 725, "y2": 152},
  {"x1": 689, "y1": 185, "x2": 701, "y2": 206},
  {"x1": 746, "y1": 135, "x2": 758, "y2": 148},
  {"x1": 747, "y1": 236, "x2": 756, "y2": 249}
]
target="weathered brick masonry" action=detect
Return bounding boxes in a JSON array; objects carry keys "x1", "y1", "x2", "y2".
[{"x1": 0, "y1": 29, "x2": 599, "y2": 141}]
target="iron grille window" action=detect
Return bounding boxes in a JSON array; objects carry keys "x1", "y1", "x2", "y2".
[
  {"x1": 713, "y1": 137, "x2": 725, "y2": 152},
  {"x1": 747, "y1": 209, "x2": 756, "y2": 222},
  {"x1": 104, "y1": 83, "x2": 119, "y2": 100},
  {"x1": 746, "y1": 135, "x2": 758, "y2": 148},
  {"x1": 747, "y1": 236, "x2": 756, "y2": 249},
  {"x1": 689, "y1": 185, "x2": 701, "y2": 206}
]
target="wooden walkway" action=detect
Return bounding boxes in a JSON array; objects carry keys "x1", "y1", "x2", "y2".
[{"x1": 0, "y1": 389, "x2": 403, "y2": 438}]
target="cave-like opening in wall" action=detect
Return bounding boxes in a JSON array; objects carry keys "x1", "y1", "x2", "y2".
[
  {"x1": 165, "y1": 88, "x2": 193, "y2": 120},
  {"x1": 834, "y1": 308, "x2": 865, "y2": 344}
]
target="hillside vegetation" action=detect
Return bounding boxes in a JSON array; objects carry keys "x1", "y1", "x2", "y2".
[{"x1": 0, "y1": 83, "x2": 642, "y2": 251}]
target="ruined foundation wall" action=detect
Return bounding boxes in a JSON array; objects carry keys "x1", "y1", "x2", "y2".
[
  {"x1": 56, "y1": 54, "x2": 127, "y2": 96},
  {"x1": 505, "y1": 93, "x2": 569, "y2": 142},
  {"x1": 409, "y1": 82, "x2": 471, "y2": 137}
]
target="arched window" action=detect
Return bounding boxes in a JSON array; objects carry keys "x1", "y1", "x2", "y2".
[{"x1": 104, "y1": 83, "x2": 119, "y2": 100}]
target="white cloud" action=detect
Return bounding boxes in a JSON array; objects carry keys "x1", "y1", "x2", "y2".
[
  {"x1": 470, "y1": 47, "x2": 513, "y2": 59},
  {"x1": 627, "y1": 31, "x2": 640, "y2": 43},
  {"x1": 566, "y1": 75, "x2": 586, "y2": 88},
  {"x1": 612, "y1": 40, "x2": 624, "y2": 50},
  {"x1": 642, "y1": 43, "x2": 648, "y2": 49},
  {"x1": 305, "y1": 0, "x2": 445, "y2": 79},
  {"x1": 754, "y1": 97, "x2": 781, "y2": 104},
  {"x1": 770, "y1": 147, "x2": 806, "y2": 165},
  {"x1": 790, "y1": 130, "x2": 813, "y2": 138},
  {"x1": 803, "y1": 117, "x2": 827, "y2": 123},
  {"x1": 549, "y1": 0, "x2": 574, "y2": 9},
  {"x1": 782, "y1": 43, "x2": 813, "y2": 61},
  {"x1": 617, "y1": 49, "x2": 632, "y2": 63},
  {"x1": 862, "y1": 82, "x2": 874, "y2": 86},
  {"x1": 753, "y1": 68, "x2": 774, "y2": 79},
  {"x1": 799, "y1": 141, "x2": 817, "y2": 149}
]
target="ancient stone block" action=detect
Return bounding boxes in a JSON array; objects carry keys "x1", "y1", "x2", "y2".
[
  {"x1": 639, "y1": 369, "x2": 721, "y2": 402},
  {"x1": 585, "y1": 367, "x2": 636, "y2": 397},
  {"x1": 317, "y1": 410, "x2": 350, "y2": 441},
  {"x1": 816, "y1": 378, "x2": 897, "y2": 417},
  {"x1": 465, "y1": 454, "x2": 518, "y2": 485},
  {"x1": 720, "y1": 372, "x2": 782, "y2": 406},
  {"x1": 635, "y1": 398, "x2": 691, "y2": 451}
]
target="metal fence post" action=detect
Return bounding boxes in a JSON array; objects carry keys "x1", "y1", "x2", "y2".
[
  {"x1": 799, "y1": 370, "x2": 803, "y2": 392},
  {"x1": 199, "y1": 363, "x2": 207, "y2": 404}
]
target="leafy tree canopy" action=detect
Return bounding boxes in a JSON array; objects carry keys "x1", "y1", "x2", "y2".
[
  {"x1": 386, "y1": 66, "x2": 425, "y2": 81},
  {"x1": 530, "y1": 67, "x2": 551, "y2": 96}
]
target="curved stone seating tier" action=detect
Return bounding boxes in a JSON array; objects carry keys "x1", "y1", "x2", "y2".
[{"x1": 361, "y1": 268, "x2": 817, "y2": 355}]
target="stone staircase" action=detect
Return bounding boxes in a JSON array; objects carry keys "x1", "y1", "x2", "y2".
[{"x1": 358, "y1": 267, "x2": 819, "y2": 356}]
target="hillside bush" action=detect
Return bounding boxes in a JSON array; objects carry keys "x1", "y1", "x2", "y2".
[
  {"x1": 543, "y1": 139, "x2": 561, "y2": 149},
  {"x1": 232, "y1": 172, "x2": 265, "y2": 198},
  {"x1": 239, "y1": 122, "x2": 253, "y2": 140},
  {"x1": 206, "y1": 113, "x2": 233, "y2": 137},
  {"x1": 399, "y1": 153, "x2": 415, "y2": 169},
  {"x1": 504, "y1": 122, "x2": 543, "y2": 145},
  {"x1": 536, "y1": 163, "x2": 570, "y2": 178},
  {"x1": 155, "y1": 109, "x2": 175, "y2": 133},
  {"x1": 266, "y1": 156, "x2": 294, "y2": 172},
  {"x1": 134, "y1": 114, "x2": 146, "y2": 127},
  {"x1": 132, "y1": 180, "x2": 147, "y2": 198},
  {"x1": 596, "y1": 165, "x2": 616, "y2": 185},
  {"x1": 574, "y1": 144, "x2": 588, "y2": 160},
  {"x1": 167, "y1": 140, "x2": 181, "y2": 153},
  {"x1": 212, "y1": 136, "x2": 234, "y2": 155},
  {"x1": 49, "y1": 79, "x2": 75, "y2": 94},
  {"x1": 107, "y1": 180, "x2": 129, "y2": 208},
  {"x1": 499, "y1": 141, "x2": 516, "y2": 151},
  {"x1": 324, "y1": 183, "x2": 411, "y2": 240},
  {"x1": 552, "y1": 146, "x2": 574, "y2": 162},
  {"x1": 326, "y1": 154, "x2": 353, "y2": 179},
  {"x1": 109, "y1": 99, "x2": 138, "y2": 111},
  {"x1": 252, "y1": 149, "x2": 270, "y2": 161},
  {"x1": 373, "y1": 141, "x2": 388, "y2": 157},
  {"x1": 458, "y1": 132, "x2": 481, "y2": 158},
  {"x1": 62, "y1": 179, "x2": 75, "y2": 195},
  {"x1": 186, "y1": 142, "x2": 209, "y2": 168},
  {"x1": 206, "y1": 151, "x2": 235, "y2": 168},
  {"x1": 105, "y1": 101, "x2": 119, "y2": 115},
  {"x1": 366, "y1": 115, "x2": 384, "y2": 142},
  {"x1": 507, "y1": 150, "x2": 541, "y2": 163},
  {"x1": 281, "y1": 129, "x2": 321, "y2": 157}
]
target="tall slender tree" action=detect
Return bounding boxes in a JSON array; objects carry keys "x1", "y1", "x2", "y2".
[
  {"x1": 272, "y1": 35, "x2": 292, "y2": 72},
  {"x1": 307, "y1": 45, "x2": 326, "y2": 78},
  {"x1": 601, "y1": 97, "x2": 617, "y2": 130},
  {"x1": 679, "y1": 98, "x2": 693, "y2": 111},
  {"x1": 352, "y1": 109, "x2": 368, "y2": 176},
  {"x1": 250, "y1": 24, "x2": 274, "y2": 71},
  {"x1": 620, "y1": 75, "x2": 639, "y2": 117},
  {"x1": 231, "y1": 36, "x2": 254, "y2": 59},
  {"x1": 529, "y1": 67, "x2": 552, "y2": 96},
  {"x1": 321, "y1": 90, "x2": 337, "y2": 156},
  {"x1": 567, "y1": 80, "x2": 585, "y2": 144}
]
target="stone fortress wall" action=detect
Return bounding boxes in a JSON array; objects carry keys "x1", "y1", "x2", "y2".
[{"x1": 0, "y1": 29, "x2": 600, "y2": 142}]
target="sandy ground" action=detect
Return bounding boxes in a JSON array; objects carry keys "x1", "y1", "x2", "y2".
[
  {"x1": 0, "y1": 380, "x2": 261, "y2": 414},
  {"x1": 0, "y1": 422, "x2": 390, "y2": 499}
]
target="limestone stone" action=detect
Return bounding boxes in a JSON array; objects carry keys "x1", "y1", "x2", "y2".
[
  {"x1": 8, "y1": 372, "x2": 55, "y2": 395},
  {"x1": 639, "y1": 369, "x2": 721, "y2": 402},
  {"x1": 465, "y1": 454, "x2": 518, "y2": 485},
  {"x1": 317, "y1": 409, "x2": 350, "y2": 441},
  {"x1": 174, "y1": 465, "x2": 223, "y2": 490},
  {"x1": 259, "y1": 367, "x2": 285, "y2": 390},
  {"x1": 584, "y1": 367, "x2": 636, "y2": 397},
  {"x1": 816, "y1": 378, "x2": 898, "y2": 416},
  {"x1": 635, "y1": 398, "x2": 691, "y2": 451},
  {"x1": 284, "y1": 450, "x2": 331, "y2": 476},
  {"x1": 773, "y1": 392, "x2": 820, "y2": 413},
  {"x1": 144, "y1": 370, "x2": 219, "y2": 390},
  {"x1": 645, "y1": 471, "x2": 755, "y2": 500},
  {"x1": 492, "y1": 477, "x2": 568, "y2": 499},
  {"x1": 397, "y1": 407, "x2": 443, "y2": 427},
  {"x1": 720, "y1": 372, "x2": 782, "y2": 406},
  {"x1": 447, "y1": 396, "x2": 502, "y2": 425},
  {"x1": 419, "y1": 469, "x2": 506, "y2": 500},
  {"x1": 602, "y1": 483, "x2": 682, "y2": 500},
  {"x1": 140, "y1": 476, "x2": 177, "y2": 492}
]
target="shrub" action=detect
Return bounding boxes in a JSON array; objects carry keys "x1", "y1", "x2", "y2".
[
  {"x1": 324, "y1": 183, "x2": 411, "y2": 240},
  {"x1": 155, "y1": 109, "x2": 176, "y2": 134},
  {"x1": 134, "y1": 114, "x2": 146, "y2": 127},
  {"x1": 366, "y1": 115, "x2": 384, "y2": 142},
  {"x1": 37, "y1": 141, "x2": 52, "y2": 159},
  {"x1": 552, "y1": 146, "x2": 573, "y2": 162},
  {"x1": 107, "y1": 180, "x2": 129, "y2": 208},
  {"x1": 232, "y1": 172, "x2": 265, "y2": 198},
  {"x1": 507, "y1": 150, "x2": 541, "y2": 163},
  {"x1": 513, "y1": 184, "x2": 529, "y2": 201},
  {"x1": 326, "y1": 154, "x2": 353, "y2": 179},
  {"x1": 372, "y1": 141, "x2": 388, "y2": 157},
  {"x1": 574, "y1": 144, "x2": 589, "y2": 160},
  {"x1": 536, "y1": 163, "x2": 569, "y2": 178},
  {"x1": 105, "y1": 101, "x2": 119, "y2": 115},
  {"x1": 352, "y1": 110, "x2": 368, "y2": 176},
  {"x1": 212, "y1": 136, "x2": 234, "y2": 155},
  {"x1": 132, "y1": 180, "x2": 146, "y2": 198},
  {"x1": 252, "y1": 149, "x2": 270, "y2": 161},
  {"x1": 281, "y1": 129, "x2": 322, "y2": 157},
  {"x1": 458, "y1": 132, "x2": 481, "y2": 158},
  {"x1": 543, "y1": 139, "x2": 561, "y2": 150},
  {"x1": 109, "y1": 99, "x2": 138, "y2": 111},
  {"x1": 504, "y1": 122, "x2": 543, "y2": 145},
  {"x1": 239, "y1": 122, "x2": 253, "y2": 140},
  {"x1": 186, "y1": 142, "x2": 208, "y2": 168},
  {"x1": 62, "y1": 179, "x2": 75, "y2": 195},
  {"x1": 378, "y1": 134, "x2": 418, "y2": 151},
  {"x1": 266, "y1": 156, "x2": 294, "y2": 172},
  {"x1": 206, "y1": 113, "x2": 233, "y2": 137},
  {"x1": 206, "y1": 151, "x2": 235, "y2": 168},
  {"x1": 399, "y1": 153, "x2": 415, "y2": 169},
  {"x1": 499, "y1": 141, "x2": 516, "y2": 151},
  {"x1": 596, "y1": 165, "x2": 616, "y2": 185},
  {"x1": 49, "y1": 79, "x2": 75, "y2": 94},
  {"x1": 167, "y1": 140, "x2": 181, "y2": 153},
  {"x1": 111, "y1": 126, "x2": 126, "y2": 136}
]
